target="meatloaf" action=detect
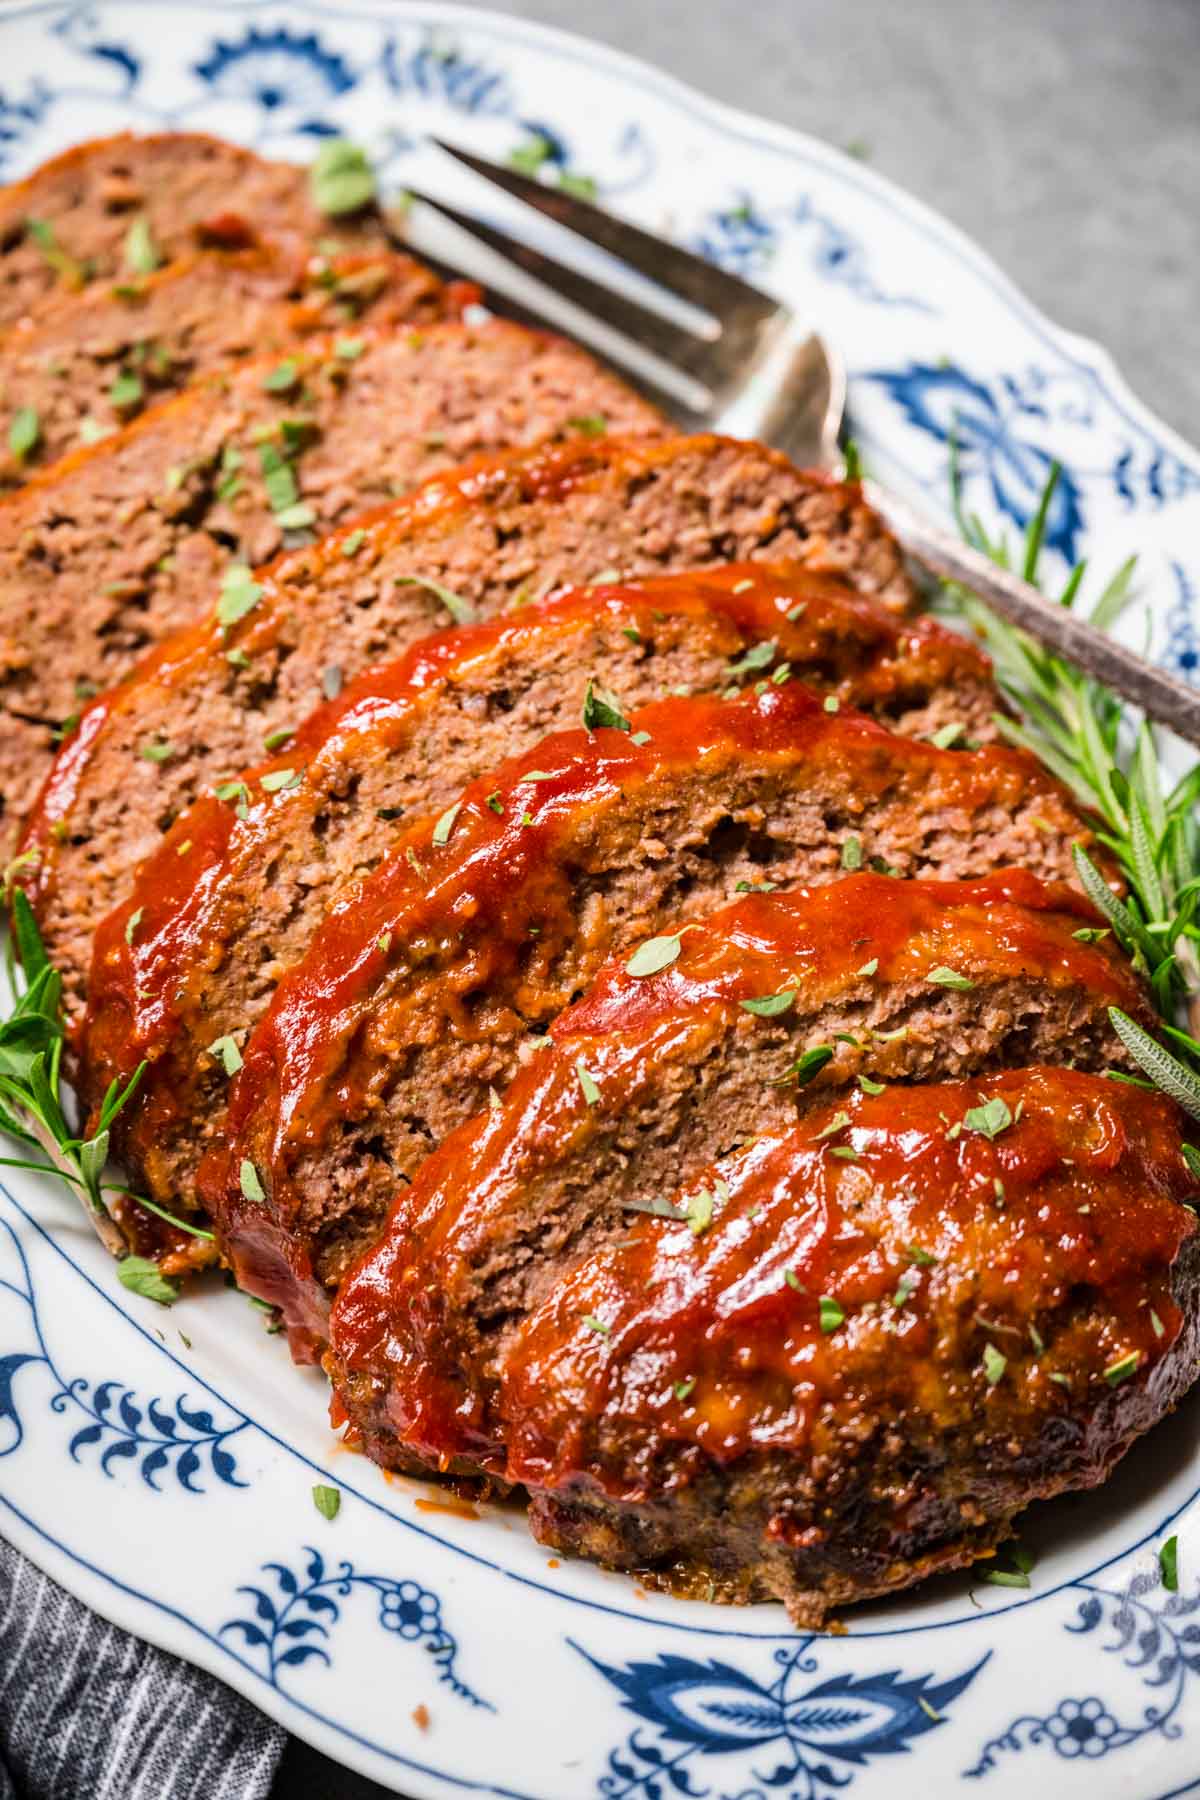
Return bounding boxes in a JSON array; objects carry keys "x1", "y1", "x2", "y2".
[
  {"x1": 328, "y1": 1007, "x2": 1197, "y2": 1623},
  {"x1": 0, "y1": 244, "x2": 474, "y2": 484},
  {"x1": 0, "y1": 131, "x2": 384, "y2": 327},
  {"x1": 17, "y1": 434, "x2": 918, "y2": 962},
  {"x1": 167, "y1": 690, "x2": 1108, "y2": 1351},
  {"x1": 76, "y1": 564, "x2": 997, "y2": 1236},
  {"x1": 0, "y1": 318, "x2": 663, "y2": 847}
]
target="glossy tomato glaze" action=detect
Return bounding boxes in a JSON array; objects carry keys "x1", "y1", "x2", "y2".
[
  {"x1": 16, "y1": 430, "x2": 873, "y2": 913},
  {"x1": 501, "y1": 1069, "x2": 1195, "y2": 1497},
  {"x1": 81, "y1": 560, "x2": 990, "y2": 1134},
  {"x1": 327, "y1": 871, "x2": 1154, "y2": 1467}
]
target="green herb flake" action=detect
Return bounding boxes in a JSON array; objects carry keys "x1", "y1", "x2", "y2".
[
  {"x1": 1072, "y1": 926, "x2": 1111, "y2": 943},
  {"x1": 276, "y1": 501, "x2": 316, "y2": 531},
  {"x1": 216, "y1": 566, "x2": 263, "y2": 629},
  {"x1": 786, "y1": 1045, "x2": 834, "y2": 1087},
  {"x1": 79, "y1": 416, "x2": 114, "y2": 445},
  {"x1": 686, "y1": 1189, "x2": 714, "y2": 1237},
  {"x1": 892, "y1": 1269, "x2": 919, "y2": 1308},
  {"x1": 582, "y1": 1313, "x2": 611, "y2": 1336},
  {"x1": 927, "y1": 966, "x2": 976, "y2": 991},
  {"x1": 841, "y1": 835, "x2": 863, "y2": 871},
  {"x1": 263, "y1": 727, "x2": 294, "y2": 752},
  {"x1": 963, "y1": 1096, "x2": 1014, "y2": 1141},
  {"x1": 858, "y1": 1074, "x2": 886, "y2": 1095},
  {"x1": 123, "y1": 216, "x2": 161, "y2": 274},
  {"x1": 576, "y1": 1059, "x2": 601, "y2": 1106},
  {"x1": 931, "y1": 722, "x2": 965, "y2": 749},
  {"x1": 312, "y1": 1483, "x2": 341, "y2": 1521},
  {"x1": 117, "y1": 1256, "x2": 179, "y2": 1306},
  {"x1": 1103, "y1": 1350, "x2": 1140, "y2": 1386},
  {"x1": 736, "y1": 879, "x2": 777, "y2": 894},
  {"x1": 856, "y1": 958, "x2": 878, "y2": 977},
  {"x1": 208, "y1": 1035, "x2": 243, "y2": 1076},
  {"x1": 124, "y1": 907, "x2": 143, "y2": 947},
  {"x1": 239, "y1": 1160, "x2": 266, "y2": 1204},
  {"x1": 818, "y1": 1295, "x2": 845, "y2": 1334},
  {"x1": 263, "y1": 359, "x2": 300, "y2": 395},
  {"x1": 311, "y1": 140, "x2": 376, "y2": 216},
  {"x1": 26, "y1": 216, "x2": 85, "y2": 288},
  {"x1": 823, "y1": 696, "x2": 839, "y2": 714},
  {"x1": 260, "y1": 769, "x2": 302, "y2": 794},
  {"x1": 139, "y1": 740, "x2": 173, "y2": 764},
  {"x1": 341, "y1": 529, "x2": 366, "y2": 558},
  {"x1": 626, "y1": 934, "x2": 683, "y2": 978},
  {"x1": 394, "y1": 574, "x2": 477, "y2": 626},
  {"x1": 906, "y1": 1244, "x2": 938, "y2": 1267},
  {"x1": 108, "y1": 370, "x2": 143, "y2": 409},
  {"x1": 982, "y1": 1343, "x2": 1007, "y2": 1385},
  {"x1": 1150, "y1": 1308, "x2": 1166, "y2": 1339},
  {"x1": 630, "y1": 730, "x2": 651, "y2": 746},
  {"x1": 568, "y1": 414, "x2": 608, "y2": 437},
  {"x1": 725, "y1": 640, "x2": 775, "y2": 678},
  {"x1": 335, "y1": 336, "x2": 365, "y2": 360},
  {"x1": 582, "y1": 679, "x2": 631, "y2": 733},
  {"x1": 741, "y1": 989, "x2": 797, "y2": 1017},
  {"x1": 814, "y1": 1110, "x2": 852, "y2": 1142},
  {"x1": 485, "y1": 791, "x2": 504, "y2": 814},
  {"x1": 673, "y1": 1377, "x2": 695, "y2": 1401},
  {"x1": 1160, "y1": 1534, "x2": 1180, "y2": 1592},
  {"x1": 8, "y1": 406, "x2": 39, "y2": 461},
  {"x1": 432, "y1": 802, "x2": 462, "y2": 847}
]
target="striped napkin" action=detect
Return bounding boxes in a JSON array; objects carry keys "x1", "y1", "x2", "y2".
[{"x1": 0, "y1": 1534, "x2": 284, "y2": 1800}]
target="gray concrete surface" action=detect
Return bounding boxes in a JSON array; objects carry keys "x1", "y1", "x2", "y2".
[{"x1": 482, "y1": 0, "x2": 1200, "y2": 442}]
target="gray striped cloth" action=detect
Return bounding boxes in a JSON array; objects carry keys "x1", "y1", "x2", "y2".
[{"x1": 0, "y1": 1534, "x2": 284, "y2": 1800}]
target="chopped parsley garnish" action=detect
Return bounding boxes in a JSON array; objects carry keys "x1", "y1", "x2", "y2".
[
  {"x1": 982, "y1": 1343, "x2": 1007, "y2": 1384},
  {"x1": 8, "y1": 406, "x2": 39, "y2": 461},
  {"x1": 312, "y1": 1483, "x2": 341, "y2": 1521},
  {"x1": 736, "y1": 879, "x2": 777, "y2": 894},
  {"x1": 626, "y1": 933, "x2": 683, "y2": 977},
  {"x1": 575, "y1": 1059, "x2": 601, "y2": 1106},
  {"x1": 568, "y1": 414, "x2": 608, "y2": 437},
  {"x1": 687, "y1": 1189, "x2": 715, "y2": 1237},
  {"x1": 216, "y1": 566, "x2": 263, "y2": 629},
  {"x1": 263, "y1": 727, "x2": 294, "y2": 752},
  {"x1": 1160, "y1": 1534, "x2": 1179, "y2": 1592},
  {"x1": 341, "y1": 529, "x2": 366, "y2": 558},
  {"x1": 432, "y1": 802, "x2": 461, "y2": 846},
  {"x1": 260, "y1": 768, "x2": 301, "y2": 793},
  {"x1": 335, "y1": 337, "x2": 365, "y2": 360},
  {"x1": 984, "y1": 1545, "x2": 1035, "y2": 1589},
  {"x1": 582, "y1": 679, "x2": 631, "y2": 733},
  {"x1": 215, "y1": 780, "x2": 251, "y2": 819},
  {"x1": 1071, "y1": 926, "x2": 1110, "y2": 943},
  {"x1": 858, "y1": 1074, "x2": 885, "y2": 1095},
  {"x1": 963, "y1": 1096, "x2": 1013, "y2": 1140},
  {"x1": 931, "y1": 722, "x2": 965, "y2": 750},
  {"x1": 239, "y1": 1160, "x2": 266, "y2": 1203},
  {"x1": 622, "y1": 1196, "x2": 687, "y2": 1221},
  {"x1": 726, "y1": 640, "x2": 775, "y2": 678},
  {"x1": 818, "y1": 1295, "x2": 845, "y2": 1333},
  {"x1": 277, "y1": 501, "x2": 316, "y2": 531},
  {"x1": 139, "y1": 740, "x2": 173, "y2": 763},
  {"x1": 823, "y1": 695, "x2": 839, "y2": 713},
  {"x1": 814, "y1": 1110, "x2": 852, "y2": 1142},
  {"x1": 784, "y1": 1270, "x2": 804, "y2": 1292},
  {"x1": 856, "y1": 958, "x2": 878, "y2": 977},
  {"x1": 905, "y1": 1244, "x2": 938, "y2": 1267},
  {"x1": 263, "y1": 359, "x2": 300, "y2": 394},
  {"x1": 741, "y1": 989, "x2": 797, "y2": 1017},
  {"x1": 124, "y1": 907, "x2": 143, "y2": 946},
  {"x1": 117, "y1": 1256, "x2": 178, "y2": 1306},
  {"x1": 582, "y1": 1313, "x2": 610, "y2": 1336},
  {"x1": 26, "y1": 217, "x2": 85, "y2": 288},
  {"x1": 926, "y1": 966, "x2": 976, "y2": 991},
  {"x1": 109, "y1": 370, "x2": 143, "y2": 410},
  {"x1": 779, "y1": 1044, "x2": 834, "y2": 1087},
  {"x1": 673, "y1": 1377, "x2": 695, "y2": 1401},
  {"x1": 79, "y1": 416, "x2": 114, "y2": 445},
  {"x1": 892, "y1": 1269, "x2": 919, "y2": 1308},
  {"x1": 208, "y1": 1035, "x2": 243, "y2": 1076},
  {"x1": 630, "y1": 730, "x2": 652, "y2": 747},
  {"x1": 1103, "y1": 1350, "x2": 1140, "y2": 1386},
  {"x1": 1150, "y1": 1308, "x2": 1166, "y2": 1339},
  {"x1": 485, "y1": 791, "x2": 504, "y2": 814},
  {"x1": 395, "y1": 574, "x2": 477, "y2": 625},
  {"x1": 311, "y1": 140, "x2": 376, "y2": 215},
  {"x1": 124, "y1": 216, "x2": 161, "y2": 274},
  {"x1": 841, "y1": 835, "x2": 862, "y2": 871}
]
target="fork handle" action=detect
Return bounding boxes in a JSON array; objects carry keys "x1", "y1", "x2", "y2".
[{"x1": 864, "y1": 480, "x2": 1200, "y2": 751}]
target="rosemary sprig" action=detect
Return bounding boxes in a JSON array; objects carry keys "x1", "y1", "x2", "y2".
[
  {"x1": 0, "y1": 885, "x2": 212, "y2": 1272},
  {"x1": 939, "y1": 448, "x2": 1200, "y2": 1123}
]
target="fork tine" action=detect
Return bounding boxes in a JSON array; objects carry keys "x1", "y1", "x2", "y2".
[
  {"x1": 432, "y1": 139, "x2": 783, "y2": 329},
  {"x1": 402, "y1": 187, "x2": 731, "y2": 394}
]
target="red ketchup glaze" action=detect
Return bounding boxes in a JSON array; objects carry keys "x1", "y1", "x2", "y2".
[
  {"x1": 500, "y1": 1070, "x2": 1195, "y2": 1499},
  {"x1": 326, "y1": 872, "x2": 1153, "y2": 1466}
]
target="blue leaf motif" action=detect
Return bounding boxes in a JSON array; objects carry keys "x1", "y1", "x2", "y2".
[
  {"x1": 580, "y1": 1651, "x2": 787, "y2": 1751},
  {"x1": 67, "y1": 1422, "x2": 104, "y2": 1459},
  {"x1": 789, "y1": 1663, "x2": 985, "y2": 1763},
  {"x1": 0, "y1": 1353, "x2": 39, "y2": 1450},
  {"x1": 278, "y1": 1643, "x2": 330, "y2": 1669}
]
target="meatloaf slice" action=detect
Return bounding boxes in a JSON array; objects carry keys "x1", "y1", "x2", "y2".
[
  {"x1": 0, "y1": 317, "x2": 662, "y2": 846},
  {"x1": 329, "y1": 1058, "x2": 1197, "y2": 1626},
  {"x1": 0, "y1": 244, "x2": 474, "y2": 484},
  {"x1": 167, "y1": 684, "x2": 1110, "y2": 1349},
  {"x1": 0, "y1": 131, "x2": 384, "y2": 326},
  {"x1": 75, "y1": 564, "x2": 997, "y2": 1231},
  {"x1": 17, "y1": 433, "x2": 917, "y2": 940}
]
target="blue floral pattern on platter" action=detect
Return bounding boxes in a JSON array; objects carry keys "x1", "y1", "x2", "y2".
[
  {"x1": 0, "y1": 3, "x2": 1199, "y2": 1795},
  {"x1": 222, "y1": 1545, "x2": 489, "y2": 1708},
  {"x1": 0, "y1": 1217, "x2": 247, "y2": 1491},
  {"x1": 581, "y1": 1640, "x2": 987, "y2": 1798}
]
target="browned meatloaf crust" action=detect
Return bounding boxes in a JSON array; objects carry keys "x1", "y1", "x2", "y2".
[
  {"x1": 0, "y1": 318, "x2": 663, "y2": 847},
  {"x1": 17, "y1": 434, "x2": 918, "y2": 982},
  {"x1": 0, "y1": 131, "x2": 385, "y2": 327},
  {"x1": 76, "y1": 563, "x2": 996, "y2": 1238},
  {"x1": 164, "y1": 692, "x2": 1107, "y2": 1350},
  {"x1": 0, "y1": 244, "x2": 475, "y2": 484},
  {"x1": 328, "y1": 945, "x2": 1197, "y2": 1625}
]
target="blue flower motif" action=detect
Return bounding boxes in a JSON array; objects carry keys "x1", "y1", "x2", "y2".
[
  {"x1": 866, "y1": 361, "x2": 1087, "y2": 561},
  {"x1": 1165, "y1": 561, "x2": 1200, "y2": 683},
  {"x1": 580, "y1": 1638, "x2": 987, "y2": 1797},
  {"x1": 380, "y1": 1580, "x2": 441, "y2": 1641},
  {"x1": 1041, "y1": 1696, "x2": 1122, "y2": 1758},
  {"x1": 193, "y1": 26, "x2": 356, "y2": 115},
  {"x1": 380, "y1": 32, "x2": 514, "y2": 116}
]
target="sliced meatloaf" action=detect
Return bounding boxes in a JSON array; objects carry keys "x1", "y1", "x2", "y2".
[
  {"x1": 76, "y1": 564, "x2": 997, "y2": 1235},
  {"x1": 0, "y1": 318, "x2": 662, "y2": 846},
  {"x1": 163, "y1": 687, "x2": 1108, "y2": 1349},
  {"x1": 0, "y1": 244, "x2": 474, "y2": 484},
  {"x1": 17, "y1": 435, "x2": 917, "y2": 942},
  {"x1": 329, "y1": 1033, "x2": 1197, "y2": 1624},
  {"x1": 0, "y1": 131, "x2": 384, "y2": 326}
]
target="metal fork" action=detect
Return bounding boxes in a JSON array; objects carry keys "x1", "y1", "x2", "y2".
[{"x1": 393, "y1": 140, "x2": 1200, "y2": 751}]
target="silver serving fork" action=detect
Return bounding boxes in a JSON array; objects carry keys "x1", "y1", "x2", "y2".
[{"x1": 396, "y1": 141, "x2": 1200, "y2": 750}]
